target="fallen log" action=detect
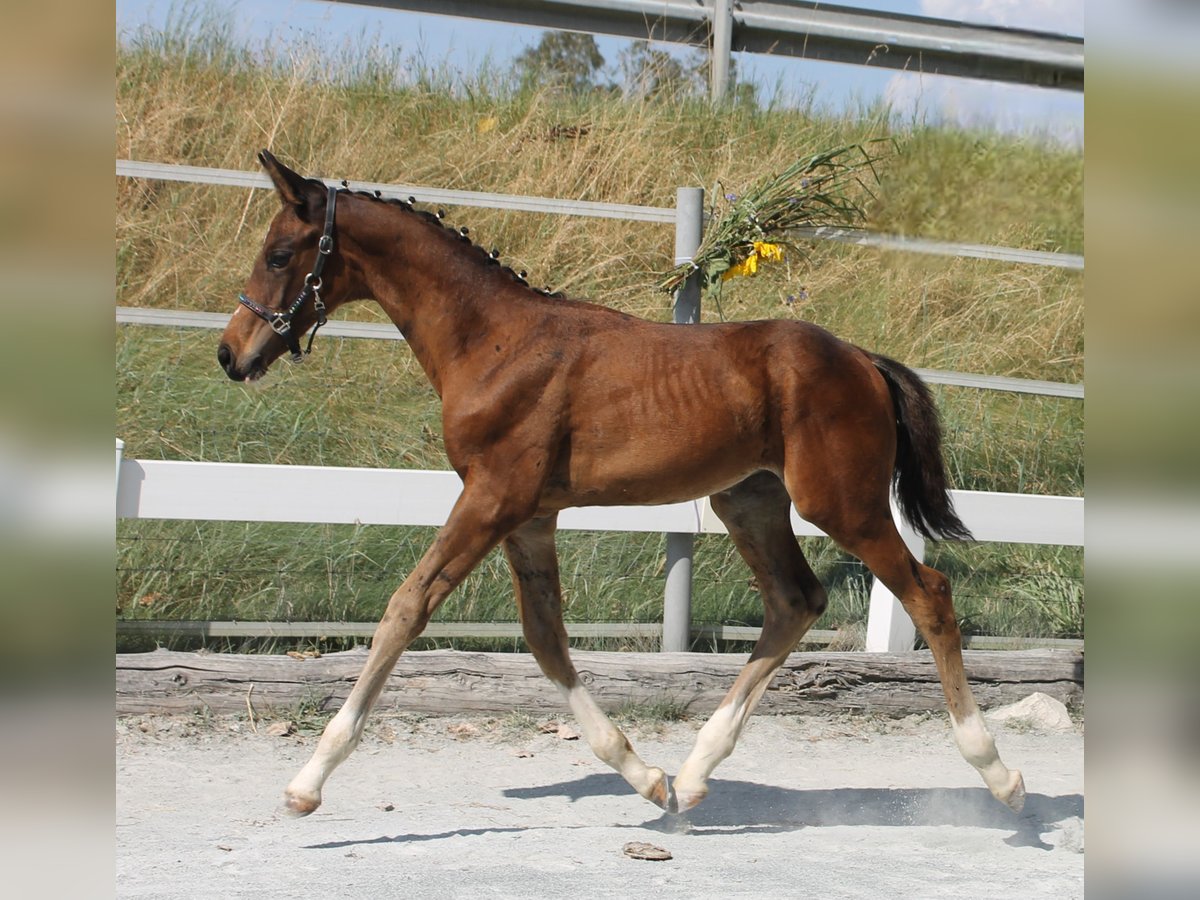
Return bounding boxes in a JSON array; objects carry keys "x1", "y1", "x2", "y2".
[{"x1": 115, "y1": 648, "x2": 1083, "y2": 717}]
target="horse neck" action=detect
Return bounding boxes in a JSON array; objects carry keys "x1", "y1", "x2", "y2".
[{"x1": 344, "y1": 196, "x2": 522, "y2": 395}]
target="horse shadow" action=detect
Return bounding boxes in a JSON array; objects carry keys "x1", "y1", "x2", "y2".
[
  {"x1": 303, "y1": 774, "x2": 1082, "y2": 851},
  {"x1": 503, "y1": 774, "x2": 1083, "y2": 850}
]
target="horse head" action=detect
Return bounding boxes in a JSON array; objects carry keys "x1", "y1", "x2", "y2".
[{"x1": 218, "y1": 151, "x2": 350, "y2": 381}]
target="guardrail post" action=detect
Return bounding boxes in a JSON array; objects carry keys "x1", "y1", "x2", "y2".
[
  {"x1": 663, "y1": 533, "x2": 694, "y2": 652},
  {"x1": 710, "y1": 0, "x2": 734, "y2": 103},
  {"x1": 672, "y1": 187, "x2": 703, "y2": 325},
  {"x1": 864, "y1": 500, "x2": 924, "y2": 651},
  {"x1": 662, "y1": 187, "x2": 704, "y2": 652}
]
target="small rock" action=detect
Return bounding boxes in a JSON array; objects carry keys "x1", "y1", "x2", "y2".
[
  {"x1": 985, "y1": 692, "x2": 1074, "y2": 731},
  {"x1": 512, "y1": 749, "x2": 534, "y2": 758},
  {"x1": 375, "y1": 725, "x2": 397, "y2": 744},
  {"x1": 623, "y1": 841, "x2": 672, "y2": 861},
  {"x1": 265, "y1": 721, "x2": 295, "y2": 737},
  {"x1": 377, "y1": 801, "x2": 395, "y2": 812},
  {"x1": 217, "y1": 844, "x2": 233, "y2": 852},
  {"x1": 556, "y1": 724, "x2": 580, "y2": 741}
]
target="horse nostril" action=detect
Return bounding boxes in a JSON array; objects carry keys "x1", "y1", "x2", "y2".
[{"x1": 218, "y1": 343, "x2": 247, "y2": 381}]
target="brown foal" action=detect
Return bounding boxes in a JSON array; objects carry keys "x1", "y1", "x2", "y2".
[{"x1": 218, "y1": 151, "x2": 1024, "y2": 818}]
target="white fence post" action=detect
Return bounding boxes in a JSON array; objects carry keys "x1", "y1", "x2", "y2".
[
  {"x1": 864, "y1": 500, "x2": 925, "y2": 652},
  {"x1": 662, "y1": 186, "x2": 705, "y2": 652}
]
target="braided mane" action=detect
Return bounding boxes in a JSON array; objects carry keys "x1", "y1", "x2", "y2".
[{"x1": 337, "y1": 183, "x2": 565, "y2": 298}]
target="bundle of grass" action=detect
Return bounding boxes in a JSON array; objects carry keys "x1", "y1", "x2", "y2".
[{"x1": 658, "y1": 140, "x2": 893, "y2": 305}]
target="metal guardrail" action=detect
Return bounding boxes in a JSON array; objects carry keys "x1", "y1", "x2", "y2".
[
  {"x1": 115, "y1": 306, "x2": 1084, "y2": 399},
  {"x1": 116, "y1": 306, "x2": 402, "y2": 341},
  {"x1": 116, "y1": 160, "x2": 1085, "y2": 270},
  {"x1": 116, "y1": 159, "x2": 675, "y2": 223},
  {"x1": 794, "y1": 226, "x2": 1082, "y2": 271},
  {"x1": 335, "y1": 0, "x2": 1084, "y2": 92}
]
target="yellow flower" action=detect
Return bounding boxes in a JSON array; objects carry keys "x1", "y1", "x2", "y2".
[
  {"x1": 721, "y1": 242, "x2": 783, "y2": 281},
  {"x1": 722, "y1": 253, "x2": 756, "y2": 280},
  {"x1": 753, "y1": 241, "x2": 784, "y2": 262},
  {"x1": 477, "y1": 116, "x2": 498, "y2": 134}
]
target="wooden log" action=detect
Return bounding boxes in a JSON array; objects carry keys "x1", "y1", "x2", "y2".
[{"x1": 115, "y1": 648, "x2": 1083, "y2": 717}]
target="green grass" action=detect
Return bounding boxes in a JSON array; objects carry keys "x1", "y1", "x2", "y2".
[{"x1": 115, "y1": 11, "x2": 1083, "y2": 653}]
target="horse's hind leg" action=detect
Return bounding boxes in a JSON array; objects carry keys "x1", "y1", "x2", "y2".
[
  {"x1": 832, "y1": 518, "x2": 1025, "y2": 812},
  {"x1": 503, "y1": 516, "x2": 671, "y2": 810},
  {"x1": 672, "y1": 473, "x2": 829, "y2": 813}
]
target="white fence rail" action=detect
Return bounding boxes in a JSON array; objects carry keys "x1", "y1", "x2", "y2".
[{"x1": 115, "y1": 441, "x2": 1084, "y2": 652}]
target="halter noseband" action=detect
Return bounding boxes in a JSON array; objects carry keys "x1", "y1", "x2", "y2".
[{"x1": 238, "y1": 184, "x2": 337, "y2": 362}]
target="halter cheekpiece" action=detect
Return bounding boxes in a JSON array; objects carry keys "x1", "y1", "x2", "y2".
[{"x1": 238, "y1": 184, "x2": 337, "y2": 362}]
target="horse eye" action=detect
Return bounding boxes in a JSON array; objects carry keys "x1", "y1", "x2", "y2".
[{"x1": 266, "y1": 250, "x2": 292, "y2": 269}]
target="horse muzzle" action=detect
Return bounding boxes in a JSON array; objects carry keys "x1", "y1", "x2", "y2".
[{"x1": 217, "y1": 342, "x2": 266, "y2": 382}]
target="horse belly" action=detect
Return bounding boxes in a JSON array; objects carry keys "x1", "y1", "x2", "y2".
[{"x1": 551, "y1": 399, "x2": 772, "y2": 507}]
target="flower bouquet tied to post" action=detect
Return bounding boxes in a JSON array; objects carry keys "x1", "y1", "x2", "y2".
[{"x1": 659, "y1": 140, "x2": 893, "y2": 309}]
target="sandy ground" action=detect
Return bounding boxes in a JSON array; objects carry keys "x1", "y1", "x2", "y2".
[{"x1": 116, "y1": 710, "x2": 1084, "y2": 899}]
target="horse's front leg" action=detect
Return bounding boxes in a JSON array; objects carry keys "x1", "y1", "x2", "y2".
[{"x1": 282, "y1": 484, "x2": 534, "y2": 816}]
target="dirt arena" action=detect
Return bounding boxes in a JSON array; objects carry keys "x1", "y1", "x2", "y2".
[{"x1": 116, "y1": 709, "x2": 1083, "y2": 898}]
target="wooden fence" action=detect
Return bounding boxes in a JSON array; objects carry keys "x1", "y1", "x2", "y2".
[{"x1": 115, "y1": 646, "x2": 1084, "y2": 716}]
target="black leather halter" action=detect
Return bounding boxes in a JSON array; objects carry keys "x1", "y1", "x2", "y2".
[{"x1": 238, "y1": 184, "x2": 336, "y2": 362}]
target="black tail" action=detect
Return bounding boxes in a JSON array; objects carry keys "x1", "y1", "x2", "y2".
[{"x1": 869, "y1": 353, "x2": 973, "y2": 542}]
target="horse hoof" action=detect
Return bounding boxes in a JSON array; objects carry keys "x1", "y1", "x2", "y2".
[
  {"x1": 645, "y1": 768, "x2": 672, "y2": 811},
  {"x1": 1000, "y1": 770, "x2": 1026, "y2": 813},
  {"x1": 671, "y1": 784, "x2": 708, "y2": 814},
  {"x1": 282, "y1": 790, "x2": 321, "y2": 817}
]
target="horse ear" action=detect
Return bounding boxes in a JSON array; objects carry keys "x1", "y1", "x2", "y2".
[{"x1": 258, "y1": 150, "x2": 326, "y2": 221}]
